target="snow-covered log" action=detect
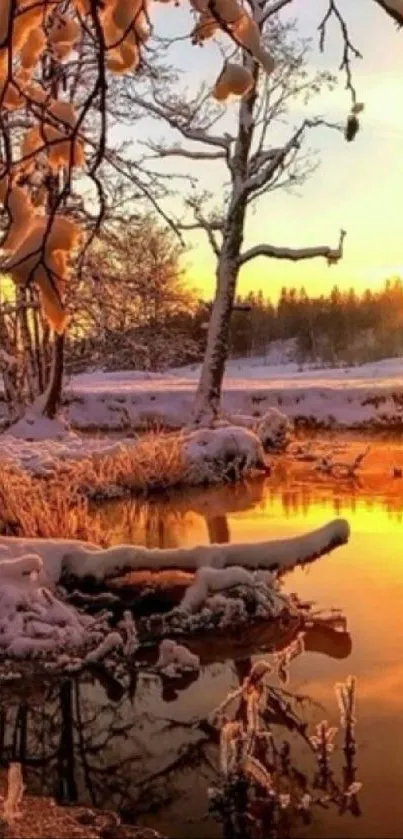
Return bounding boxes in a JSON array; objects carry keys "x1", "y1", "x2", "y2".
[{"x1": 0, "y1": 519, "x2": 349, "y2": 586}]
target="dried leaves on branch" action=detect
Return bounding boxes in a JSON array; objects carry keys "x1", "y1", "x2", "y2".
[{"x1": 0, "y1": 0, "x2": 278, "y2": 337}]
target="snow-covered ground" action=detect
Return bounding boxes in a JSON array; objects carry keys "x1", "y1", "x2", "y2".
[{"x1": 62, "y1": 354, "x2": 403, "y2": 431}]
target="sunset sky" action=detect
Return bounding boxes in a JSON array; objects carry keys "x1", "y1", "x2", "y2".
[{"x1": 146, "y1": 0, "x2": 403, "y2": 301}]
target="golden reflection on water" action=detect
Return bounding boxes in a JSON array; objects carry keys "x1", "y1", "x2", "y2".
[{"x1": 100, "y1": 474, "x2": 403, "y2": 838}]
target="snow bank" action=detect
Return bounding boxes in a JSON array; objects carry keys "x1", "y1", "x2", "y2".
[
  {"x1": 0, "y1": 425, "x2": 138, "y2": 477},
  {"x1": 6, "y1": 411, "x2": 71, "y2": 442},
  {"x1": 59, "y1": 357, "x2": 403, "y2": 431},
  {"x1": 0, "y1": 422, "x2": 266, "y2": 489}
]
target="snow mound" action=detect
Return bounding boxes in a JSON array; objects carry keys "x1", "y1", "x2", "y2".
[
  {"x1": 183, "y1": 425, "x2": 266, "y2": 484},
  {"x1": 180, "y1": 565, "x2": 287, "y2": 614},
  {"x1": 0, "y1": 552, "x2": 96, "y2": 659},
  {"x1": 227, "y1": 408, "x2": 292, "y2": 451},
  {"x1": 156, "y1": 638, "x2": 200, "y2": 677},
  {"x1": 255, "y1": 408, "x2": 293, "y2": 451},
  {"x1": 6, "y1": 411, "x2": 71, "y2": 442}
]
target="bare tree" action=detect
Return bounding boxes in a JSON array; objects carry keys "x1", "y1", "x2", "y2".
[{"x1": 130, "y1": 16, "x2": 349, "y2": 423}]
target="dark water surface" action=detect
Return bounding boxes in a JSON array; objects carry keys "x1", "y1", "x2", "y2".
[{"x1": 1, "y1": 476, "x2": 403, "y2": 838}]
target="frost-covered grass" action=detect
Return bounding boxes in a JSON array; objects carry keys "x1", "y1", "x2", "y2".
[
  {"x1": 1, "y1": 422, "x2": 271, "y2": 498},
  {"x1": 62, "y1": 431, "x2": 186, "y2": 499},
  {"x1": 0, "y1": 465, "x2": 106, "y2": 544},
  {"x1": 209, "y1": 664, "x2": 360, "y2": 839}
]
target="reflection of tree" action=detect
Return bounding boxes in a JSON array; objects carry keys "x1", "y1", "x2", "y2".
[
  {"x1": 0, "y1": 615, "x2": 355, "y2": 837},
  {"x1": 206, "y1": 516, "x2": 230, "y2": 545},
  {"x1": 99, "y1": 476, "x2": 403, "y2": 559}
]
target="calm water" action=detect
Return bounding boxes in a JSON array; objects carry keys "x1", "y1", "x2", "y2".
[{"x1": 1, "y1": 477, "x2": 403, "y2": 838}]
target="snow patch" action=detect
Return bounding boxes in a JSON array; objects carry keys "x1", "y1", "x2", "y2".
[
  {"x1": 156, "y1": 638, "x2": 200, "y2": 676},
  {"x1": 6, "y1": 410, "x2": 71, "y2": 442},
  {"x1": 183, "y1": 425, "x2": 266, "y2": 483}
]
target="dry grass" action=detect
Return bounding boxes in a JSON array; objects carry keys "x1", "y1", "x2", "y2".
[
  {"x1": 0, "y1": 433, "x2": 186, "y2": 541},
  {"x1": 0, "y1": 464, "x2": 107, "y2": 544},
  {"x1": 62, "y1": 432, "x2": 186, "y2": 499}
]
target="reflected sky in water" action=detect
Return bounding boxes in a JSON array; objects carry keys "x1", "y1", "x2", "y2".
[{"x1": 99, "y1": 475, "x2": 403, "y2": 838}]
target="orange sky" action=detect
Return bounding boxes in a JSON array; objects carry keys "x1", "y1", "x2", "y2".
[{"x1": 148, "y1": 0, "x2": 403, "y2": 301}]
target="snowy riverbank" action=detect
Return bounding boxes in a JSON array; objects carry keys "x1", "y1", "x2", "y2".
[{"x1": 57, "y1": 355, "x2": 403, "y2": 431}]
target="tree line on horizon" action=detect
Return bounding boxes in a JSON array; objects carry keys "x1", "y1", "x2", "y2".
[{"x1": 64, "y1": 221, "x2": 403, "y2": 372}]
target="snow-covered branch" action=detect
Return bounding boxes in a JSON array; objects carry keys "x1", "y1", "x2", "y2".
[
  {"x1": 129, "y1": 95, "x2": 231, "y2": 151},
  {"x1": 146, "y1": 144, "x2": 226, "y2": 162},
  {"x1": 238, "y1": 229, "x2": 346, "y2": 267},
  {"x1": 260, "y1": 0, "x2": 296, "y2": 24}
]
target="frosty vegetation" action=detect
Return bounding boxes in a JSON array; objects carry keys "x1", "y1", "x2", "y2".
[{"x1": 209, "y1": 665, "x2": 361, "y2": 839}]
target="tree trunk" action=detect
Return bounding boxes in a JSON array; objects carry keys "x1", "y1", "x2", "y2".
[
  {"x1": 42, "y1": 333, "x2": 65, "y2": 418},
  {"x1": 193, "y1": 256, "x2": 240, "y2": 424},
  {"x1": 41, "y1": 55, "x2": 65, "y2": 419},
  {"x1": 193, "y1": 56, "x2": 260, "y2": 425},
  {"x1": 206, "y1": 515, "x2": 230, "y2": 544}
]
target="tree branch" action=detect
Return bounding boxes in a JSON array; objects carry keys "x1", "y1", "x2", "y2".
[
  {"x1": 373, "y1": 0, "x2": 403, "y2": 26},
  {"x1": 145, "y1": 144, "x2": 226, "y2": 161},
  {"x1": 238, "y1": 229, "x2": 346, "y2": 267},
  {"x1": 179, "y1": 214, "x2": 223, "y2": 257},
  {"x1": 245, "y1": 119, "x2": 342, "y2": 196},
  {"x1": 260, "y1": 0, "x2": 296, "y2": 24},
  {"x1": 128, "y1": 94, "x2": 231, "y2": 150},
  {"x1": 318, "y1": 1, "x2": 362, "y2": 105}
]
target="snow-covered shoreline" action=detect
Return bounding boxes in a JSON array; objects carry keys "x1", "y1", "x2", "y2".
[
  {"x1": 61, "y1": 356, "x2": 403, "y2": 431},
  {"x1": 2, "y1": 356, "x2": 403, "y2": 436}
]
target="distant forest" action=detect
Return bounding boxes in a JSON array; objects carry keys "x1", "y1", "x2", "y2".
[
  {"x1": 66, "y1": 224, "x2": 403, "y2": 372},
  {"x1": 228, "y1": 278, "x2": 403, "y2": 366}
]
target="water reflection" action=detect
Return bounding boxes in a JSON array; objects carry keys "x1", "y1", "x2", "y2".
[
  {"x1": 90, "y1": 472, "x2": 403, "y2": 838},
  {"x1": 99, "y1": 473, "x2": 403, "y2": 550},
  {"x1": 0, "y1": 614, "x2": 355, "y2": 838},
  {"x1": 2, "y1": 470, "x2": 403, "y2": 837}
]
